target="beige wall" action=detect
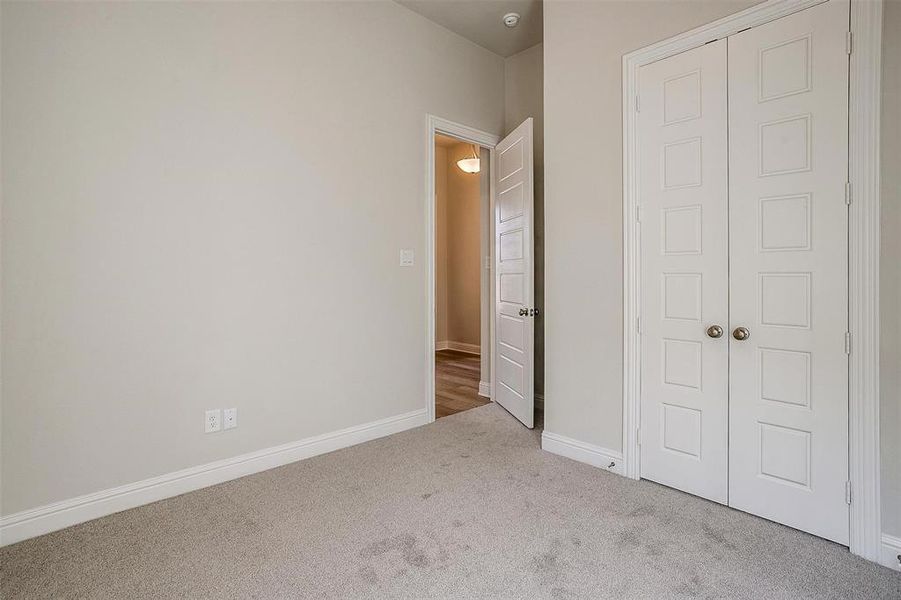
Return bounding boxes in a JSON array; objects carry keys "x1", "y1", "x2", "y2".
[
  {"x1": 880, "y1": 0, "x2": 901, "y2": 538},
  {"x1": 544, "y1": 0, "x2": 900, "y2": 539},
  {"x1": 0, "y1": 1, "x2": 504, "y2": 516},
  {"x1": 437, "y1": 143, "x2": 482, "y2": 348},
  {"x1": 505, "y1": 43, "x2": 544, "y2": 397}
]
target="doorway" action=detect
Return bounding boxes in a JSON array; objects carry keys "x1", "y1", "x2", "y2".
[
  {"x1": 426, "y1": 115, "x2": 537, "y2": 429},
  {"x1": 434, "y1": 133, "x2": 491, "y2": 419}
]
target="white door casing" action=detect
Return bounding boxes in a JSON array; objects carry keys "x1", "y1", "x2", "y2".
[
  {"x1": 727, "y1": 0, "x2": 850, "y2": 544},
  {"x1": 494, "y1": 118, "x2": 535, "y2": 429},
  {"x1": 637, "y1": 41, "x2": 730, "y2": 503}
]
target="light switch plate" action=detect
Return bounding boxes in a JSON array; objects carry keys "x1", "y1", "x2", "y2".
[
  {"x1": 400, "y1": 248, "x2": 415, "y2": 266},
  {"x1": 205, "y1": 409, "x2": 221, "y2": 433},
  {"x1": 223, "y1": 407, "x2": 237, "y2": 430}
]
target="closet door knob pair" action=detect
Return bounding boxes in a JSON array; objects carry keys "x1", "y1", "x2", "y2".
[
  {"x1": 518, "y1": 307, "x2": 540, "y2": 317},
  {"x1": 705, "y1": 325, "x2": 750, "y2": 340}
]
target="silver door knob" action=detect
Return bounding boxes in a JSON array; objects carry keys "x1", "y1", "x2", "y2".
[
  {"x1": 706, "y1": 325, "x2": 724, "y2": 339},
  {"x1": 519, "y1": 308, "x2": 527, "y2": 316},
  {"x1": 732, "y1": 326, "x2": 750, "y2": 341}
]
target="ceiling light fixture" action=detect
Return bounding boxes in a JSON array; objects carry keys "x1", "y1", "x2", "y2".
[
  {"x1": 456, "y1": 144, "x2": 480, "y2": 174},
  {"x1": 502, "y1": 12, "x2": 520, "y2": 28}
]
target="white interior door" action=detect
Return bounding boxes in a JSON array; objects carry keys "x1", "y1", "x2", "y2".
[
  {"x1": 637, "y1": 41, "x2": 730, "y2": 503},
  {"x1": 727, "y1": 0, "x2": 850, "y2": 544},
  {"x1": 494, "y1": 118, "x2": 534, "y2": 428}
]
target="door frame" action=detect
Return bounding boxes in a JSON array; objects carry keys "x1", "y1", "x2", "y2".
[
  {"x1": 621, "y1": 0, "x2": 884, "y2": 561},
  {"x1": 425, "y1": 115, "x2": 501, "y2": 423}
]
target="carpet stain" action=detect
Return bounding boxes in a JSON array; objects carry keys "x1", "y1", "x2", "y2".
[
  {"x1": 614, "y1": 528, "x2": 642, "y2": 549},
  {"x1": 532, "y1": 539, "x2": 574, "y2": 598},
  {"x1": 358, "y1": 565, "x2": 378, "y2": 585},
  {"x1": 702, "y1": 522, "x2": 737, "y2": 551},
  {"x1": 532, "y1": 552, "x2": 558, "y2": 574},
  {"x1": 360, "y1": 534, "x2": 431, "y2": 569},
  {"x1": 627, "y1": 505, "x2": 656, "y2": 518},
  {"x1": 673, "y1": 573, "x2": 705, "y2": 598}
]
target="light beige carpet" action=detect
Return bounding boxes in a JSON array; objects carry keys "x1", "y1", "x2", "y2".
[{"x1": 1, "y1": 403, "x2": 899, "y2": 599}]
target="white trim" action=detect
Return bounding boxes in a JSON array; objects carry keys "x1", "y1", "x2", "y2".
[
  {"x1": 478, "y1": 381, "x2": 492, "y2": 398},
  {"x1": 621, "y1": 0, "x2": 882, "y2": 561},
  {"x1": 541, "y1": 431, "x2": 626, "y2": 477},
  {"x1": 435, "y1": 341, "x2": 481, "y2": 355},
  {"x1": 426, "y1": 115, "x2": 500, "y2": 424},
  {"x1": 879, "y1": 534, "x2": 901, "y2": 572},
  {"x1": 847, "y1": 0, "x2": 883, "y2": 563},
  {"x1": 0, "y1": 408, "x2": 429, "y2": 547},
  {"x1": 488, "y1": 146, "x2": 498, "y2": 422}
]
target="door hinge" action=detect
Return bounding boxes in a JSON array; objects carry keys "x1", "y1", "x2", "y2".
[
  {"x1": 636, "y1": 205, "x2": 642, "y2": 223},
  {"x1": 845, "y1": 331, "x2": 852, "y2": 355},
  {"x1": 635, "y1": 95, "x2": 640, "y2": 113},
  {"x1": 845, "y1": 181, "x2": 852, "y2": 205},
  {"x1": 637, "y1": 317, "x2": 642, "y2": 334},
  {"x1": 846, "y1": 31, "x2": 853, "y2": 55},
  {"x1": 845, "y1": 481, "x2": 852, "y2": 505},
  {"x1": 637, "y1": 427, "x2": 642, "y2": 446}
]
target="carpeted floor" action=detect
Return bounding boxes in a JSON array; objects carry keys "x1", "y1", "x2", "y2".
[{"x1": 1, "y1": 404, "x2": 898, "y2": 599}]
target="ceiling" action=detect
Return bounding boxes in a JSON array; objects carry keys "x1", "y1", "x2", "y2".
[
  {"x1": 396, "y1": 0, "x2": 542, "y2": 58},
  {"x1": 435, "y1": 133, "x2": 463, "y2": 148},
  {"x1": 435, "y1": 133, "x2": 485, "y2": 152}
]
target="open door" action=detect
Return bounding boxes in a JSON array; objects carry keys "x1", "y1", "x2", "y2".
[{"x1": 493, "y1": 118, "x2": 534, "y2": 428}]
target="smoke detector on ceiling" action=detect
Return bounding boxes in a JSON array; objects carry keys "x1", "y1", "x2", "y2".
[{"x1": 502, "y1": 12, "x2": 521, "y2": 28}]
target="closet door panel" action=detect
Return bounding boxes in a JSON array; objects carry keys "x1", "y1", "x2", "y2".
[
  {"x1": 638, "y1": 40, "x2": 729, "y2": 504},
  {"x1": 727, "y1": 0, "x2": 850, "y2": 545}
]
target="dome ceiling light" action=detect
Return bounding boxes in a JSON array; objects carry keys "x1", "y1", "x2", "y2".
[{"x1": 456, "y1": 144, "x2": 481, "y2": 174}]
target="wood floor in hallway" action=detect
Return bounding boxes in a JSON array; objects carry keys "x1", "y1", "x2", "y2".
[{"x1": 435, "y1": 350, "x2": 488, "y2": 419}]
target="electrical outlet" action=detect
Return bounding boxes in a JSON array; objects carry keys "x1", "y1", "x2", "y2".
[
  {"x1": 399, "y1": 248, "x2": 414, "y2": 266},
  {"x1": 223, "y1": 407, "x2": 237, "y2": 430},
  {"x1": 205, "y1": 409, "x2": 221, "y2": 433}
]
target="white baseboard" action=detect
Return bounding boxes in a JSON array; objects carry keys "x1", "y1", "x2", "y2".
[
  {"x1": 880, "y1": 534, "x2": 901, "y2": 571},
  {"x1": 541, "y1": 430, "x2": 625, "y2": 477},
  {"x1": 435, "y1": 341, "x2": 480, "y2": 355},
  {"x1": 478, "y1": 381, "x2": 492, "y2": 398},
  {"x1": 0, "y1": 408, "x2": 429, "y2": 547}
]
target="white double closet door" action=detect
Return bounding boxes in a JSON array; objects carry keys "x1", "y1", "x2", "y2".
[{"x1": 638, "y1": 0, "x2": 851, "y2": 545}]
